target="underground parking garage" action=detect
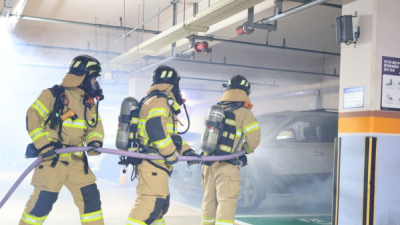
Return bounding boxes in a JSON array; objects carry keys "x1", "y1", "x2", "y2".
[{"x1": 0, "y1": 0, "x2": 399, "y2": 224}]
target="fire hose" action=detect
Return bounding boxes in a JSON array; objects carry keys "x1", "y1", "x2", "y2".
[{"x1": 0, "y1": 147, "x2": 245, "y2": 209}]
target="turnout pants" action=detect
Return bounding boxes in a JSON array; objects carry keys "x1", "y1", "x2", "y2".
[
  {"x1": 201, "y1": 162, "x2": 241, "y2": 225},
  {"x1": 19, "y1": 155, "x2": 104, "y2": 225},
  {"x1": 127, "y1": 160, "x2": 170, "y2": 225}
]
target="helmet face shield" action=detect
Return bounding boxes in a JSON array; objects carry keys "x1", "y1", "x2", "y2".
[
  {"x1": 83, "y1": 71, "x2": 103, "y2": 99},
  {"x1": 89, "y1": 74, "x2": 102, "y2": 91}
]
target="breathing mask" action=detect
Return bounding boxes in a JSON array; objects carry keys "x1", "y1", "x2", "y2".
[{"x1": 83, "y1": 71, "x2": 104, "y2": 100}]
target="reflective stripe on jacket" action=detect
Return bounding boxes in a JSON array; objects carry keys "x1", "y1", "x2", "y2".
[{"x1": 26, "y1": 87, "x2": 105, "y2": 155}]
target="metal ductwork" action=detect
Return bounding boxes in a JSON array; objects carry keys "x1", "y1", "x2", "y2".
[{"x1": 106, "y1": 0, "x2": 265, "y2": 70}]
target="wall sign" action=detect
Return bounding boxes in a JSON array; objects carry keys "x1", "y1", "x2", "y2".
[
  {"x1": 381, "y1": 56, "x2": 400, "y2": 111},
  {"x1": 344, "y1": 86, "x2": 365, "y2": 109}
]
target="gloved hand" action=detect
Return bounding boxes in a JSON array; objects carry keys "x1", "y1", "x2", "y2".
[
  {"x1": 163, "y1": 152, "x2": 178, "y2": 167},
  {"x1": 39, "y1": 147, "x2": 57, "y2": 161},
  {"x1": 87, "y1": 142, "x2": 102, "y2": 156},
  {"x1": 171, "y1": 135, "x2": 182, "y2": 151},
  {"x1": 238, "y1": 155, "x2": 248, "y2": 167},
  {"x1": 243, "y1": 143, "x2": 254, "y2": 154},
  {"x1": 183, "y1": 149, "x2": 202, "y2": 166}
]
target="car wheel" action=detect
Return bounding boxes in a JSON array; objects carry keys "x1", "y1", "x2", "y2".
[
  {"x1": 237, "y1": 176, "x2": 262, "y2": 213},
  {"x1": 99, "y1": 155, "x2": 120, "y2": 181}
]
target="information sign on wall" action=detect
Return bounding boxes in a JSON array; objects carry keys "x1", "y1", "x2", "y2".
[
  {"x1": 344, "y1": 86, "x2": 364, "y2": 109},
  {"x1": 381, "y1": 56, "x2": 400, "y2": 111}
]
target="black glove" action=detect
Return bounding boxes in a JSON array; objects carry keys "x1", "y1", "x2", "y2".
[
  {"x1": 183, "y1": 149, "x2": 202, "y2": 166},
  {"x1": 87, "y1": 141, "x2": 102, "y2": 156},
  {"x1": 238, "y1": 154, "x2": 248, "y2": 167},
  {"x1": 163, "y1": 152, "x2": 178, "y2": 167},
  {"x1": 40, "y1": 146, "x2": 57, "y2": 161},
  {"x1": 171, "y1": 135, "x2": 182, "y2": 151}
]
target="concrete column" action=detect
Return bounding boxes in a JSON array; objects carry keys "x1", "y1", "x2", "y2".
[{"x1": 334, "y1": 0, "x2": 400, "y2": 224}]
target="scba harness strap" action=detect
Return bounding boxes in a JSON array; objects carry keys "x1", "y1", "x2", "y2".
[
  {"x1": 44, "y1": 85, "x2": 67, "y2": 141},
  {"x1": 203, "y1": 101, "x2": 249, "y2": 167},
  {"x1": 29, "y1": 85, "x2": 93, "y2": 174},
  {"x1": 121, "y1": 90, "x2": 175, "y2": 179}
]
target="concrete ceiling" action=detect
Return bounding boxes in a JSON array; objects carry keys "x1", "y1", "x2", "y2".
[
  {"x1": 212, "y1": 2, "x2": 342, "y2": 54},
  {"x1": 2, "y1": 0, "x2": 343, "y2": 86}
]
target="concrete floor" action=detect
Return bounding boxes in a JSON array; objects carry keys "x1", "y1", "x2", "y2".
[
  {"x1": 0, "y1": 169, "x2": 248, "y2": 225},
  {"x1": 0, "y1": 163, "x2": 333, "y2": 225}
]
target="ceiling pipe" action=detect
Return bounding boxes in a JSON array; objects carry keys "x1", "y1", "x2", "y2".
[
  {"x1": 270, "y1": 0, "x2": 283, "y2": 27},
  {"x1": 12, "y1": 43, "x2": 121, "y2": 56},
  {"x1": 171, "y1": 1, "x2": 178, "y2": 57},
  {"x1": 251, "y1": 89, "x2": 320, "y2": 100},
  {"x1": 181, "y1": 76, "x2": 278, "y2": 87},
  {"x1": 173, "y1": 58, "x2": 339, "y2": 77},
  {"x1": 190, "y1": 35, "x2": 340, "y2": 56},
  {"x1": 258, "y1": 0, "x2": 330, "y2": 25},
  {"x1": 237, "y1": 0, "x2": 282, "y2": 35},
  {"x1": 107, "y1": 56, "x2": 175, "y2": 82},
  {"x1": 321, "y1": 3, "x2": 342, "y2": 9},
  {"x1": 98, "y1": 0, "x2": 179, "y2": 55},
  {"x1": 237, "y1": 0, "x2": 331, "y2": 35},
  {"x1": 8, "y1": 63, "x2": 129, "y2": 77},
  {"x1": 108, "y1": 53, "x2": 339, "y2": 82},
  {"x1": 1, "y1": 0, "x2": 13, "y2": 19},
  {"x1": 181, "y1": 88, "x2": 322, "y2": 95},
  {"x1": 286, "y1": 0, "x2": 342, "y2": 9},
  {"x1": 189, "y1": 3, "x2": 199, "y2": 59},
  {"x1": 7, "y1": 13, "x2": 161, "y2": 35},
  {"x1": 193, "y1": 3, "x2": 199, "y2": 17}
]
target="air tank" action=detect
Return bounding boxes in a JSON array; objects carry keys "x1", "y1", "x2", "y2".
[
  {"x1": 116, "y1": 97, "x2": 139, "y2": 150},
  {"x1": 200, "y1": 104, "x2": 225, "y2": 154}
]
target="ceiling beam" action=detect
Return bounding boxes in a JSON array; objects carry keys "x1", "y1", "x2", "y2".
[
  {"x1": 7, "y1": 13, "x2": 161, "y2": 35},
  {"x1": 13, "y1": 43, "x2": 121, "y2": 56}
]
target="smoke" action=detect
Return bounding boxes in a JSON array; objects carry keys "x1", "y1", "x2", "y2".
[
  {"x1": 289, "y1": 175, "x2": 333, "y2": 205},
  {"x1": 0, "y1": 12, "x2": 338, "y2": 224}
]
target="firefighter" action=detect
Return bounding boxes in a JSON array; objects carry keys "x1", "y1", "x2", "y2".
[
  {"x1": 201, "y1": 75, "x2": 261, "y2": 225},
  {"x1": 126, "y1": 65, "x2": 200, "y2": 225},
  {"x1": 20, "y1": 55, "x2": 105, "y2": 225}
]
